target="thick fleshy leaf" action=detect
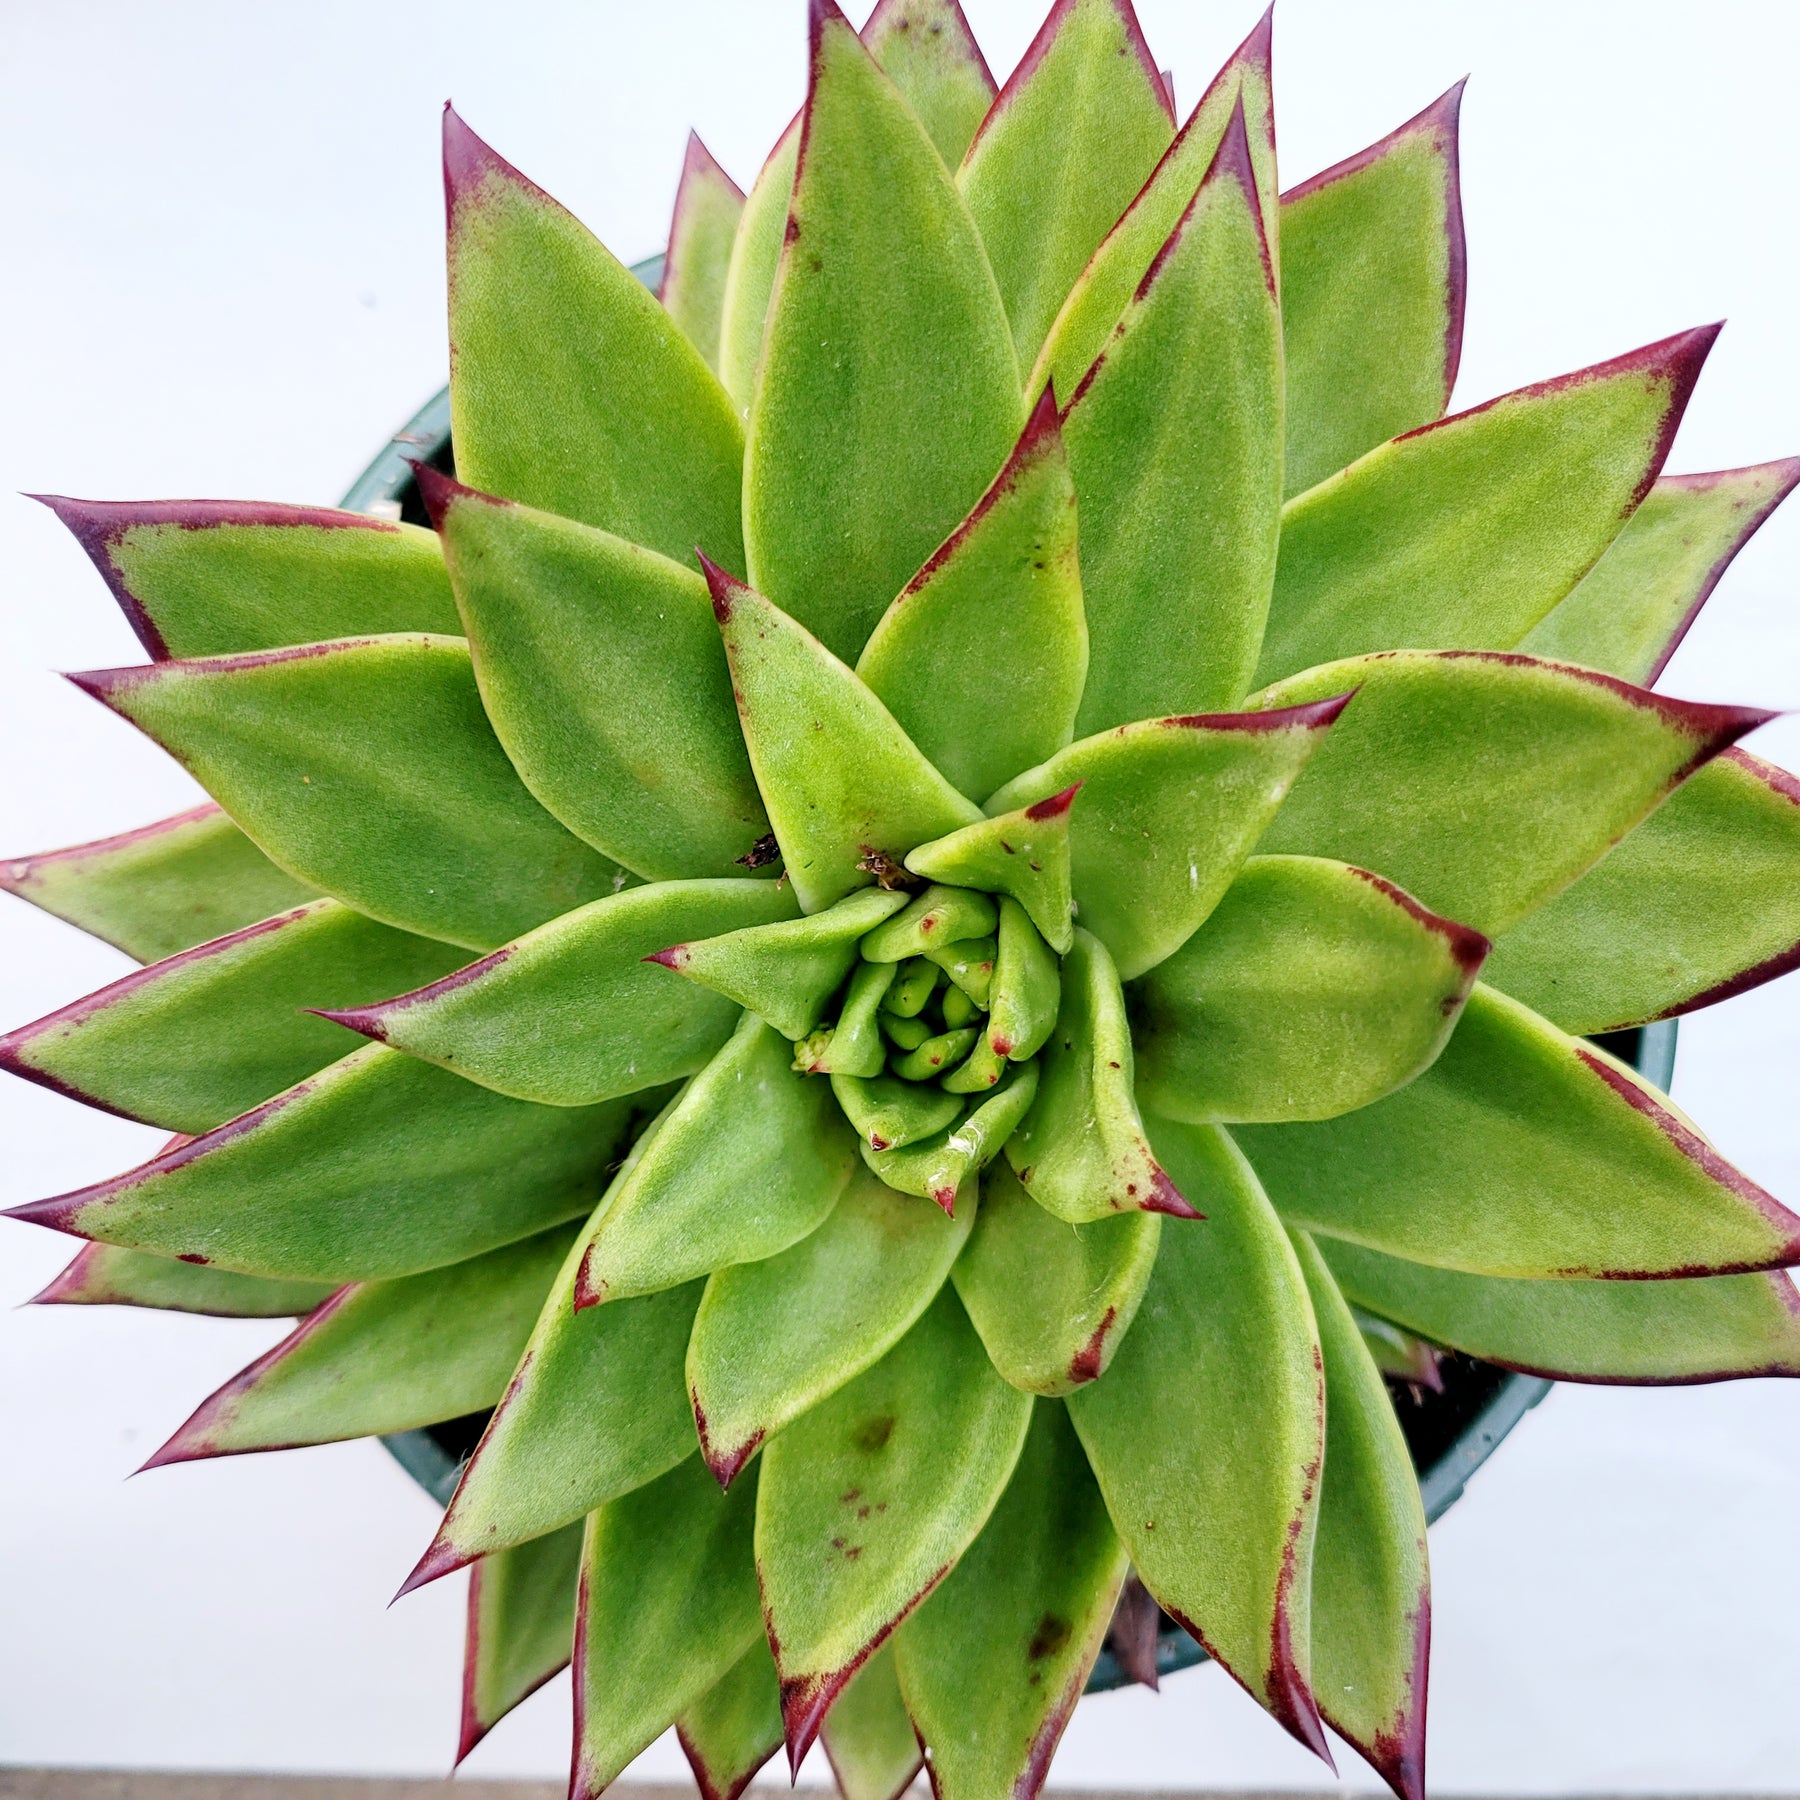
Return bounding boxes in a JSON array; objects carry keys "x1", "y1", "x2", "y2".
[
  {"x1": 986, "y1": 699, "x2": 1348, "y2": 979},
  {"x1": 1236, "y1": 984, "x2": 1800, "y2": 1278},
  {"x1": 443, "y1": 107, "x2": 745, "y2": 571},
  {"x1": 896, "y1": 1401, "x2": 1127, "y2": 1800},
  {"x1": 1131, "y1": 856, "x2": 1488, "y2": 1124},
  {"x1": 862, "y1": 0, "x2": 994, "y2": 167},
  {"x1": 797, "y1": 960, "x2": 895, "y2": 1078},
  {"x1": 652, "y1": 887, "x2": 905, "y2": 1041},
  {"x1": 687, "y1": 1163, "x2": 971, "y2": 1488},
  {"x1": 31, "y1": 1242, "x2": 332, "y2": 1318},
  {"x1": 458, "y1": 1523, "x2": 583, "y2": 1764},
  {"x1": 855, "y1": 390, "x2": 1087, "y2": 801},
  {"x1": 743, "y1": 1, "x2": 1022, "y2": 665},
  {"x1": 705, "y1": 564, "x2": 981, "y2": 912},
  {"x1": 1067, "y1": 1119, "x2": 1329, "y2": 1759},
  {"x1": 860, "y1": 1061, "x2": 1036, "y2": 1213},
  {"x1": 958, "y1": 0, "x2": 1175, "y2": 369},
  {"x1": 954, "y1": 1158, "x2": 1160, "y2": 1396},
  {"x1": 326, "y1": 880, "x2": 795, "y2": 1105},
  {"x1": 985, "y1": 897, "x2": 1061, "y2": 1062},
  {"x1": 660, "y1": 132, "x2": 746, "y2": 372},
  {"x1": 0, "y1": 899, "x2": 466, "y2": 1133},
  {"x1": 904, "y1": 785, "x2": 1077, "y2": 953},
  {"x1": 1030, "y1": 9, "x2": 1275, "y2": 402},
  {"x1": 1484, "y1": 750, "x2": 1800, "y2": 1033},
  {"x1": 1063, "y1": 103, "x2": 1284, "y2": 733},
  {"x1": 1252, "y1": 651, "x2": 1773, "y2": 937},
  {"x1": 678, "y1": 1636, "x2": 784, "y2": 1800},
  {"x1": 1279, "y1": 86, "x2": 1465, "y2": 499},
  {"x1": 1293, "y1": 1232, "x2": 1431, "y2": 1800},
  {"x1": 9, "y1": 1045, "x2": 647, "y2": 1283},
  {"x1": 574, "y1": 1014, "x2": 855, "y2": 1305},
  {"x1": 401, "y1": 1120, "x2": 702, "y2": 1587},
  {"x1": 421, "y1": 470, "x2": 767, "y2": 879},
  {"x1": 717, "y1": 118, "x2": 800, "y2": 413},
  {"x1": 71, "y1": 636, "x2": 631, "y2": 952},
  {"x1": 755, "y1": 1282, "x2": 1034, "y2": 1765},
  {"x1": 36, "y1": 497, "x2": 459, "y2": 661},
  {"x1": 860, "y1": 885, "x2": 997, "y2": 962},
  {"x1": 1255, "y1": 329, "x2": 1719, "y2": 687},
  {"x1": 1320, "y1": 1236, "x2": 1800, "y2": 1384},
  {"x1": 1517, "y1": 460, "x2": 1800, "y2": 684},
  {"x1": 832, "y1": 1072, "x2": 962, "y2": 1154},
  {"x1": 144, "y1": 1224, "x2": 577, "y2": 1465},
  {"x1": 1005, "y1": 931, "x2": 1189, "y2": 1223},
  {"x1": 572, "y1": 1456, "x2": 763, "y2": 1800},
  {"x1": 818, "y1": 1643, "x2": 922, "y2": 1800},
  {"x1": 0, "y1": 804, "x2": 316, "y2": 965}
]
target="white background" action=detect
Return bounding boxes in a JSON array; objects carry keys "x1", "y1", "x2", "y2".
[{"x1": 3, "y1": 0, "x2": 1799, "y2": 1791}]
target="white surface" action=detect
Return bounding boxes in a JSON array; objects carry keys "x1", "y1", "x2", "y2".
[{"x1": 2, "y1": 0, "x2": 1799, "y2": 1791}]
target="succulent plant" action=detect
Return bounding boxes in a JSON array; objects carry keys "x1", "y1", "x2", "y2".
[{"x1": 11, "y1": 0, "x2": 1800, "y2": 1795}]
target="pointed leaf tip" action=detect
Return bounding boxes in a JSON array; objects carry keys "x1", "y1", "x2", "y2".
[
  {"x1": 405, "y1": 458, "x2": 475, "y2": 529},
  {"x1": 302, "y1": 1005, "x2": 388, "y2": 1042},
  {"x1": 395, "y1": 1530, "x2": 471, "y2": 1602},
  {"x1": 698, "y1": 551, "x2": 741, "y2": 623},
  {"x1": 441, "y1": 103, "x2": 534, "y2": 213},
  {"x1": 1024, "y1": 781, "x2": 1083, "y2": 822},
  {"x1": 644, "y1": 945, "x2": 691, "y2": 972}
]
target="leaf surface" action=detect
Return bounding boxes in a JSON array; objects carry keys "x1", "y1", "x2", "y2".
[
  {"x1": 861, "y1": 1062, "x2": 1036, "y2": 1212},
  {"x1": 37, "y1": 496, "x2": 459, "y2": 660},
  {"x1": 660, "y1": 133, "x2": 746, "y2": 372},
  {"x1": 444, "y1": 108, "x2": 744, "y2": 571},
  {"x1": 73, "y1": 636, "x2": 631, "y2": 952},
  {"x1": 1131, "y1": 856, "x2": 1488, "y2": 1124},
  {"x1": 459, "y1": 1523, "x2": 583, "y2": 1763},
  {"x1": 31, "y1": 1242, "x2": 333, "y2": 1319},
  {"x1": 1236, "y1": 984, "x2": 1800, "y2": 1278},
  {"x1": 1252, "y1": 651, "x2": 1772, "y2": 936},
  {"x1": 1256, "y1": 329, "x2": 1718, "y2": 686},
  {"x1": 985, "y1": 898, "x2": 1061, "y2": 1064},
  {"x1": 678, "y1": 1635, "x2": 784, "y2": 1800},
  {"x1": 744, "y1": 2, "x2": 1022, "y2": 664},
  {"x1": 905, "y1": 784, "x2": 1077, "y2": 953},
  {"x1": 819, "y1": 1645, "x2": 920, "y2": 1800},
  {"x1": 717, "y1": 119, "x2": 800, "y2": 412},
  {"x1": 861, "y1": 0, "x2": 995, "y2": 168}
]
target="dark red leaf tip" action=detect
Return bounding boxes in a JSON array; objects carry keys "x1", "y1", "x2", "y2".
[
  {"x1": 406, "y1": 458, "x2": 481, "y2": 531},
  {"x1": 1346, "y1": 867, "x2": 1490, "y2": 976},
  {"x1": 1206, "y1": 91, "x2": 1259, "y2": 204},
  {"x1": 305, "y1": 1005, "x2": 389, "y2": 1042},
  {"x1": 645, "y1": 944, "x2": 691, "y2": 972},
  {"x1": 809, "y1": 0, "x2": 850, "y2": 42},
  {"x1": 1024, "y1": 781, "x2": 1083, "y2": 822},
  {"x1": 394, "y1": 1530, "x2": 472, "y2": 1603},
  {"x1": 1167, "y1": 690, "x2": 1355, "y2": 735},
  {"x1": 1140, "y1": 1165, "x2": 1201, "y2": 1219},
  {"x1": 441, "y1": 103, "x2": 545, "y2": 220},
  {"x1": 1237, "y1": 4, "x2": 1275, "y2": 76},
  {"x1": 1282, "y1": 77, "x2": 1467, "y2": 210},
  {"x1": 696, "y1": 551, "x2": 747, "y2": 624}
]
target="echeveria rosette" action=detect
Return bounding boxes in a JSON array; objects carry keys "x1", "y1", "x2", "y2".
[{"x1": 8, "y1": 2, "x2": 1800, "y2": 1797}]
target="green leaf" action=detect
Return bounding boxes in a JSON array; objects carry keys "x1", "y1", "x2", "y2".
[
  {"x1": 1131, "y1": 856, "x2": 1488, "y2": 1124},
  {"x1": 905, "y1": 785, "x2": 1076, "y2": 953},
  {"x1": 861, "y1": 885, "x2": 998, "y2": 963},
  {"x1": 832, "y1": 1072, "x2": 963, "y2": 1153},
  {"x1": 31, "y1": 1242, "x2": 333, "y2": 1319},
  {"x1": 1483, "y1": 749, "x2": 1800, "y2": 1033},
  {"x1": 1292, "y1": 1231, "x2": 1430, "y2": 1800},
  {"x1": 896, "y1": 1401, "x2": 1127, "y2": 1800},
  {"x1": 424, "y1": 472, "x2": 768, "y2": 880},
  {"x1": 678, "y1": 1635, "x2": 784, "y2": 1800},
  {"x1": 687, "y1": 1163, "x2": 971, "y2": 1487},
  {"x1": 144, "y1": 1224, "x2": 577, "y2": 1465},
  {"x1": 706, "y1": 564, "x2": 981, "y2": 912},
  {"x1": 855, "y1": 391, "x2": 1087, "y2": 803},
  {"x1": 860, "y1": 1061, "x2": 1036, "y2": 1212},
  {"x1": 986, "y1": 699, "x2": 1348, "y2": 979},
  {"x1": 575, "y1": 1014, "x2": 856, "y2": 1305},
  {"x1": 325, "y1": 879, "x2": 795, "y2": 1105},
  {"x1": 953, "y1": 1156, "x2": 1160, "y2": 1395},
  {"x1": 36, "y1": 496, "x2": 460, "y2": 661},
  {"x1": 1255, "y1": 329, "x2": 1718, "y2": 687},
  {"x1": 0, "y1": 898, "x2": 466, "y2": 1134},
  {"x1": 744, "y1": 3, "x2": 1022, "y2": 665},
  {"x1": 402, "y1": 1118, "x2": 702, "y2": 1585},
  {"x1": 572, "y1": 1455, "x2": 764, "y2": 1799},
  {"x1": 458, "y1": 1524, "x2": 583, "y2": 1763},
  {"x1": 718, "y1": 119, "x2": 800, "y2": 413},
  {"x1": 958, "y1": 0, "x2": 1174, "y2": 369},
  {"x1": 1280, "y1": 86, "x2": 1465, "y2": 499},
  {"x1": 986, "y1": 897, "x2": 1061, "y2": 1061},
  {"x1": 818, "y1": 1643, "x2": 922, "y2": 1800},
  {"x1": 10, "y1": 1045, "x2": 649, "y2": 1283},
  {"x1": 1005, "y1": 930, "x2": 1189, "y2": 1223},
  {"x1": 1235, "y1": 984, "x2": 1800, "y2": 1278},
  {"x1": 72, "y1": 636, "x2": 631, "y2": 952},
  {"x1": 443, "y1": 108, "x2": 745, "y2": 572},
  {"x1": 755, "y1": 1281, "x2": 1033, "y2": 1763},
  {"x1": 861, "y1": 0, "x2": 996, "y2": 168},
  {"x1": 1251, "y1": 650, "x2": 1773, "y2": 937},
  {"x1": 1319, "y1": 1234, "x2": 1800, "y2": 1384},
  {"x1": 1067, "y1": 1119, "x2": 1328, "y2": 1758},
  {"x1": 660, "y1": 133, "x2": 746, "y2": 372},
  {"x1": 1063, "y1": 104, "x2": 1284, "y2": 733},
  {"x1": 1030, "y1": 10, "x2": 1275, "y2": 402},
  {"x1": 1516, "y1": 459, "x2": 1800, "y2": 683},
  {"x1": 656, "y1": 887, "x2": 906, "y2": 1040},
  {"x1": 797, "y1": 960, "x2": 895, "y2": 1077},
  {"x1": 0, "y1": 804, "x2": 317, "y2": 965}
]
